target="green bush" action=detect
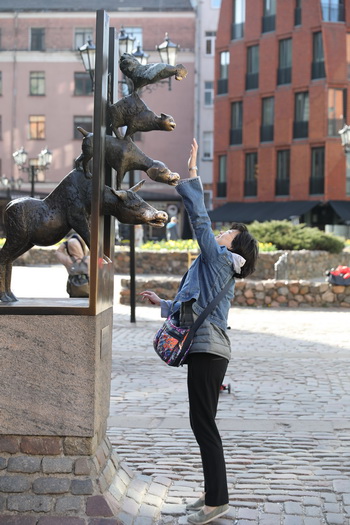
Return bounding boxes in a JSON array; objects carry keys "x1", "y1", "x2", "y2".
[{"x1": 247, "y1": 220, "x2": 345, "y2": 254}]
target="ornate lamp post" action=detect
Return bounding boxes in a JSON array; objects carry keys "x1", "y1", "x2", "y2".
[
  {"x1": 12, "y1": 146, "x2": 52, "y2": 198},
  {"x1": 339, "y1": 124, "x2": 350, "y2": 153},
  {"x1": 156, "y1": 33, "x2": 180, "y2": 90},
  {"x1": 118, "y1": 26, "x2": 136, "y2": 56},
  {"x1": 0, "y1": 175, "x2": 23, "y2": 198},
  {"x1": 79, "y1": 39, "x2": 96, "y2": 88},
  {"x1": 132, "y1": 43, "x2": 149, "y2": 65}
]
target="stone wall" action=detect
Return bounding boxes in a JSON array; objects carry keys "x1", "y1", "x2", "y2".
[
  {"x1": 13, "y1": 247, "x2": 350, "y2": 281},
  {"x1": 120, "y1": 276, "x2": 350, "y2": 308}
]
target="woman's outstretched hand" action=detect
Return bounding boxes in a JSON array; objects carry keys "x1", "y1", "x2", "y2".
[
  {"x1": 188, "y1": 138, "x2": 199, "y2": 178},
  {"x1": 140, "y1": 290, "x2": 162, "y2": 306}
]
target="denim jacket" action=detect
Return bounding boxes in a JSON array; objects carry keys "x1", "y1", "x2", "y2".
[{"x1": 161, "y1": 177, "x2": 235, "y2": 332}]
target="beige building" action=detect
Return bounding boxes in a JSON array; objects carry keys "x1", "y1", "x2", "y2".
[{"x1": 0, "y1": 0, "x2": 195, "y2": 237}]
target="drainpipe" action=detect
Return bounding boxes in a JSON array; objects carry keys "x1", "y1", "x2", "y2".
[{"x1": 10, "y1": 11, "x2": 19, "y2": 181}]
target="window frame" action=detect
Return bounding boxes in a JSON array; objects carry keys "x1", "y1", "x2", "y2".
[
  {"x1": 30, "y1": 28, "x2": 45, "y2": 51},
  {"x1": 74, "y1": 72, "x2": 93, "y2": 96},
  {"x1": 29, "y1": 71, "x2": 45, "y2": 96},
  {"x1": 29, "y1": 115, "x2": 46, "y2": 140}
]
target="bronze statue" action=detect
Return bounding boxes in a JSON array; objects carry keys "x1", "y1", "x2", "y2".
[
  {"x1": 0, "y1": 170, "x2": 167, "y2": 302},
  {"x1": 75, "y1": 127, "x2": 180, "y2": 188},
  {"x1": 108, "y1": 92, "x2": 176, "y2": 137},
  {"x1": 119, "y1": 53, "x2": 187, "y2": 91}
]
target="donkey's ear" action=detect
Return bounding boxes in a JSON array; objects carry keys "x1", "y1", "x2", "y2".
[{"x1": 129, "y1": 179, "x2": 145, "y2": 193}]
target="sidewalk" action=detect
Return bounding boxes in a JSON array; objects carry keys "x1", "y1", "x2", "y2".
[
  {"x1": 109, "y1": 304, "x2": 350, "y2": 525},
  {"x1": 9, "y1": 266, "x2": 350, "y2": 524}
]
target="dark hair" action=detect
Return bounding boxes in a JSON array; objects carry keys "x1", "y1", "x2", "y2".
[{"x1": 228, "y1": 222, "x2": 259, "y2": 278}]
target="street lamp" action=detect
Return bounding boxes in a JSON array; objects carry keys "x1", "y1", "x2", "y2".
[
  {"x1": 79, "y1": 39, "x2": 96, "y2": 86},
  {"x1": 12, "y1": 146, "x2": 52, "y2": 198},
  {"x1": 339, "y1": 124, "x2": 350, "y2": 153},
  {"x1": 118, "y1": 26, "x2": 136, "y2": 56},
  {"x1": 132, "y1": 43, "x2": 149, "y2": 66},
  {"x1": 156, "y1": 33, "x2": 180, "y2": 90},
  {"x1": 0, "y1": 175, "x2": 23, "y2": 198}
]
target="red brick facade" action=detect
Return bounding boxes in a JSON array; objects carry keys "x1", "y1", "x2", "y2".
[{"x1": 213, "y1": 0, "x2": 350, "y2": 227}]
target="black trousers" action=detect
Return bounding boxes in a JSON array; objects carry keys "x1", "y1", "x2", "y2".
[{"x1": 187, "y1": 352, "x2": 229, "y2": 507}]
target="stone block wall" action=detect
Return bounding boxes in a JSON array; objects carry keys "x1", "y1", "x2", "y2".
[
  {"x1": 0, "y1": 435, "x2": 130, "y2": 523},
  {"x1": 12, "y1": 246, "x2": 350, "y2": 281},
  {"x1": 120, "y1": 276, "x2": 350, "y2": 308}
]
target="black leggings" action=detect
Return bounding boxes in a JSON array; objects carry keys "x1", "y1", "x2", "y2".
[{"x1": 187, "y1": 352, "x2": 229, "y2": 507}]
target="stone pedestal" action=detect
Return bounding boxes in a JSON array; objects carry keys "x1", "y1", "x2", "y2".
[{"x1": 0, "y1": 310, "x2": 137, "y2": 524}]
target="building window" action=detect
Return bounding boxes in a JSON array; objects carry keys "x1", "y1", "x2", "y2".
[
  {"x1": 74, "y1": 72, "x2": 93, "y2": 96},
  {"x1": 29, "y1": 116, "x2": 45, "y2": 139},
  {"x1": 203, "y1": 132, "x2": 213, "y2": 159},
  {"x1": 74, "y1": 27, "x2": 94, "y2": 49},
  {"x1": 217, "y1": 155, "x2": 227, "y2": 197},
  {"x1": 232, "y1": 0, "x2": 245, "y2": 40},
  {"x1": 30, "y1": 28, "x2": 45, "y2": 51},
  {"x1": 246, "y1": 45, "x2": 259, "y2": 90},
  {"x1": 124, "y1": 27, "x2": 143, "y2": 48},
  {"x1": 277, "y1": 38, "x2": 292, "y2": 85},
  {"x1": 312, "y1": 32, "x2": 325, "y2": 79},
  {"x1": 245, "y1": 152, "x2": 258, "y2": 197},
  {"x1": 295, "y1": 0, "x2": 302, "y2": 25},
  {"x1": 310, "y1": 147, "x2": 325, "y2": 195},
  {"x1": 276, "y1": 150, "x2": 290, "y2": 196},
  {"x1": 29, "y1": 71, "x2": 45, "y2": 96},
  {"x1": 74, "y1": 116, "x2": 92, "y2": 139},
  {"x1": 205, "y1": 32, "x2": 216, "y2": 56},
  {"x1": 293, "y1": 92, "x2": 309, "y2": 139},
  {"x1": 217, "y1": 51, "x2": 229, "y2": 95},
  {"x1": 328, "y1": 88, "x2": 346, "y2": 136},
  {"x1": 230, "y1": 101, "x2": 243, "y2": 145},
  {"x1": 260, "y1": 97, "x2": 274, "y2": 142},
  {"x1": 321, "y1": 0, "x2": 345, "y2": 22},
  {"x1": 262, "y1": 0, "x2": 276, "y2": 33},
  {"x1": 204, "y1": 81, "x2": 214, "y2": 106}
]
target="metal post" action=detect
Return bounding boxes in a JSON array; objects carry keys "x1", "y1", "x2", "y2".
[
  {"x1": 129, "y1": 170, "x2": 136, "y2": 323},
  {"x1": 30, "y1": 165, "x2": 35, "y2": 198}
]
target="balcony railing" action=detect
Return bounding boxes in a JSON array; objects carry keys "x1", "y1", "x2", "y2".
[
  {"x1": 275, "y1": 178, "x2": 290, "y2": 196},
  {"x1": 245, "y1": 72, "x2": 259, "y2": 90},
  {"x1": 231, "y1": 22, "x2": 244, "y2": 40},
  {"x1": 321, "y1": 3, "x2": 345, "y2": 22},
  {"x1": 309, "y1": 176, "x2": 324, "y2": 195},
  {"x1": 260, "y1": 125, "x2": 274, "y2": 142},
  {"x1": 230, "y1": 128, "x2": 242, "y2": 145},
  {"x1": 244, "y1": 179, "x2": 257, "y2": 197},
  {"x1": 277, "y1": 66, "x2": 291, "y2": 85},
  {"x1": 294, "y1": 6, "x2": 301, "y2": 25},
  {"x1": 293, "y1": 120, "x2": 308, "y2": 139},
  {"x1": 311, "y1": 60, "x2": 326, "y2": 79},
  {"x1": 217, "y1": 78, "x2": 228, "y2": 95},
  {"x1": 262, "y1": 14, "x2": 275, "y2": 33},
  {"x1": 217, "y1": 181, "x2": 227, "y2": 198},
  {"x1": 328, "y1": 118, "x2": 345, "y2": 137}
]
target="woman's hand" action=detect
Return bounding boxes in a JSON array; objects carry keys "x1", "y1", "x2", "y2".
[
  {"x1": 188, "y1": 138, "x2": 199, "y2": 178},
  {"x1": 140, "y1": 290, "x2": 162, "y2": 306}
]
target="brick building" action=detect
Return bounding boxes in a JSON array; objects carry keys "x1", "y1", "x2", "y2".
[
  {"x1": 211, "y1": 0, "x2": 350, "y2": 234},
  {"x1": 0, "y1": 0, "x2": 195, "y2": 237}
]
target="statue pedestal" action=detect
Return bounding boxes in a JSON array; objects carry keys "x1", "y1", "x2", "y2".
[{"x1": 0, "y1": 310, "x2": 136, "y2": 523}]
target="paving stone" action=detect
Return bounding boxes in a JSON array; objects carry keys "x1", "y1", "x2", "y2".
[
  {"x1": 33, "y1": 477, "x2": 71, "y2": 494},
  {"x1": 42, "y1": 457, "x2": 74, "y2": 474},
  {"x1": 7, "y1": 494, "x2": 53, "y2": 512},
  {"x1": 0, "y1": 475, "x2": 31, "y2": 493},
  {"x1": 0, "y1": 517, "x2": 38, "y2": 525},
  {"x1": 7, "y1": 456, "x2": 42, "y2": 473}
]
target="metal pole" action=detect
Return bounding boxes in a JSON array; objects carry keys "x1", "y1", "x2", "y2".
[
  {"x1": 129, "y1": 170, "x2": 136, "y2": 323},
  {"x1": 30, "y1": 165, "x2": 35, "y2": 198}
]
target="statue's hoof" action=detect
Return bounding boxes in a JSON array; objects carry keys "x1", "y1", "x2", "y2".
[{"x1": 0, "y1": 292, "x2": 18, "y2": 303}]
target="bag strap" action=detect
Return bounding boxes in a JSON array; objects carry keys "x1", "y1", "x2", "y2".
[{"x1": 185, "y1": 279, "x2": 233, "y2": 343}]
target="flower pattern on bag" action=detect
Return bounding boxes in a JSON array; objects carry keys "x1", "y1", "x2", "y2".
[{"x1": 153, "y1": 316, "x2": 192, "y2": 367}]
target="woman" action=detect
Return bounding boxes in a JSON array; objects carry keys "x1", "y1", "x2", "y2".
[{"x1": 141, "y1": 138, "x2": 258, "y2": 524}]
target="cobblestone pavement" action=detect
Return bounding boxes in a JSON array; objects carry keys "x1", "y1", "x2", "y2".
[{"x1": 108, "y1": 305, "x2": 350, "y2": 525}]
